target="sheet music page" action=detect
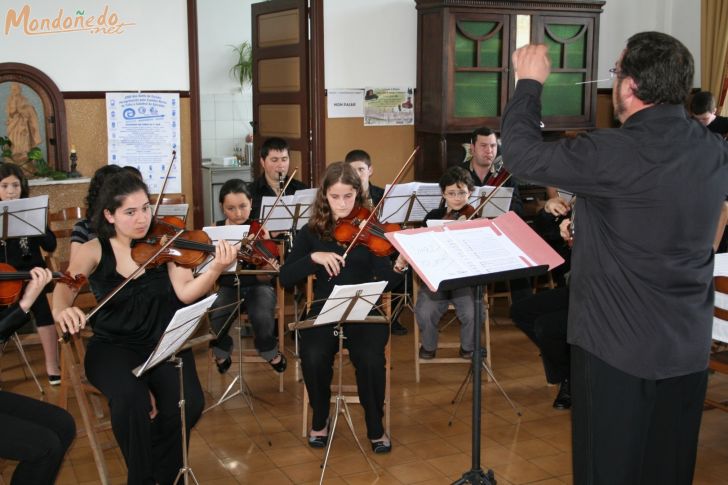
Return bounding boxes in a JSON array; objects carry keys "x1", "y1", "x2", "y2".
[
  {"x1": 261, "y1": 195, "x2": 296, "y2": 231},
  {"x1": 469, "y1": 186, "x2": 513, "y2": 218},
  {"x1": 715, "y1": 253, "x2": 728, "y2": 277},
  {"x1": 292, "y1": 189, "x2": 317, "y2": 229},
  {"x1": 0, "y1": 195, "x2": 49, "y2": 238},
  {"x1": 197, "y1": 225, "x2": 249, "y2": 273},
  {"x1": 133, "y1": 294, "x2": 218, "y2": 377},
  {"x1": 156, "y1": 203, "x2": 189, "y2": 219},
  {"x1": 314, "y1": 281, "x2": 387, "y2": 326},
  {"x1": 380, "y1": 182, "x2": 420, "y2": 223},
  {"x1": 409, "y1": 183, "x2": 444, "y2": 222}
]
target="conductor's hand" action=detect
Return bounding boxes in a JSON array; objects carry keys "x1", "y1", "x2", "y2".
[
  {"x1": 512, "y1": 44, "x2": 551, "y2": 85},
  {"x1": 559, "y1": 218, "x2": 573, "y2": 242},
  {"x1": 18, "y1": 267, "x2": 53, "y2": 313},
  {"x1": 55, "y1": 306, "x2": 87, "y2": 336},
  {"x1": 210, "y1": 239, "x2": 237, "y2": 272},
  {"x1": 311, "y1": 251, "x2": 345, "y2": 277},
  {"x1": 544, "y1": 197, "x2": 570, "y2": 217}
]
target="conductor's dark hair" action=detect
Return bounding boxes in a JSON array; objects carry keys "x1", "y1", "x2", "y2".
[
  {"x1": 344, "y1": 149, "x2": 372, "y2": 167},
  {"x1": 218, "y1": 178, "x2": 252, "y2": 204},
  {"x1": 0, "y1": 162, "x2": 29, "y2": 199},
  {"x1": 85, "y1": 165, "x2": 125, "y2": 218},
  {"x1": 439, "y1": 166, "x2": 475, "y2": 192},
  {"x1": 690, "y1": 91, "x2": 716, "y2": 115},
  {"x1": 620, "y1": 31, "x2": 694, "y2": 105},
  {"x1": 470, "y1": 127, "x2": 497, "y2": 145},
  {"x1": 260, "y1": 137, "x2": 289, "y2": 160},
  {"x1": 92, "y1": 171, "x2": 150, "y2": 240}
]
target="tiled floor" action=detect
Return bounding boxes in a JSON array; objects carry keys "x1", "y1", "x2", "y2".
[{"x1": 3, "y1": 305, "x2": 728, "y2": 484}]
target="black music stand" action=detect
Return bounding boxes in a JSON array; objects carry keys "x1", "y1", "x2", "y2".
[
  {"x1": 132, "y1": 294, "x2": 219, "y2": 485},
  {"x1": 289, "y1": 281, "x2": 388, "y2": 485}
]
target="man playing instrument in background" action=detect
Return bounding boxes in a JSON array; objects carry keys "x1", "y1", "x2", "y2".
[{"x1": 250, "y1": 137, "x2": 308, "y2": 220}]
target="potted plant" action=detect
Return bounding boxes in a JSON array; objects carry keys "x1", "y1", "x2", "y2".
[
  {"x1": 230, "y1": 41, "x2": 253, "y2": 89},
  {"x1": 0, "y1": 136, "x2": 12, "y2": 162},
  {"x1": 29, "y1": 146, "x2": 67, "y2": 180}
]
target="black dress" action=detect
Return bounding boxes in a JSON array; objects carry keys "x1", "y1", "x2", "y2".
[{"x1": 85, "y1": 237, "x2": 203, "y2": 485}]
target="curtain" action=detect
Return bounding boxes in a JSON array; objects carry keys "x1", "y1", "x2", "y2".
[{"x1": 701, "y1": 0, "x2": 728, "y2": 114}]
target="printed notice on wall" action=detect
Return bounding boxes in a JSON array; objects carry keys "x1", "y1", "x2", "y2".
[
  {"x1": 327, "y1": 89, "x2": 364, "y2": 118},
  {"x1": 363, "y1": 87, "x2": 414, "y2": 126},
  {"x1": 106, "y1": 93, "x2": 181, "y2": 193}
]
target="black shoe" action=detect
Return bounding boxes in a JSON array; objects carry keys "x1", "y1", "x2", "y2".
[
  {"x1": 390, "y1": 320, "x2": 408, "y2": 335},
  {"x1": 308, "y1": 434, "x2": 329, "y2": 448},
  {"x1": 418, "y1": 346, "x2": 436, "y2": 360},
  {"x1": 268, "y1": 352, "x2": 287, "y2": 373},
  {"x1": 48, "y1": 375, "x2": 61, "y2": 386},
  {"x1": 458, "y1": 347, "x2": 473, "y2": 360},
  {"x1": 215, "y1": 356, "x2": 232, "y2": 374},
  {"x1": 553, "y1": 379, "x2": 571, "y2": 410},
  {"x1": 371, "y1": 437, "x2": 392, "y2": 454}
]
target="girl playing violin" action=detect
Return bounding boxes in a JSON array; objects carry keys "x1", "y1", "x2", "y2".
[
  {"x1": 415, "y1": 166, "x2": 478, "y2": 359},
  {"x1": 52, "y1": 171, "x2": 236, "y2": 484},
  {"x1": 0, "y1": 162, "x2": 61, "y2": 384},
  {"x1": 280, "y1": 162, "x2": 408, "y2": 454},
  {"x1": 209, "y1": 178, "x2": 286, "y2": 374}
]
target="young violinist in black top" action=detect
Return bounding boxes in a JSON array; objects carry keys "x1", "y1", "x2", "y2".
[
  {"x1": 0, "y1": 162, "x2": 60, "y2": 384},
  {"x1": 52, "y1": 172, "x2": 236, "y2": 485},
  {"x1": 279, "y1": 162, "x2": 408, "y2": 454},
  {"x1": 1, "y1": 267, "x2": 76, "y2": 485},
  {"x1": 414, "y1": 166, "x2": 478, "y2": 360},
  {"x1": 209, "y1": 178, "x2": 286, "y2": 374}
]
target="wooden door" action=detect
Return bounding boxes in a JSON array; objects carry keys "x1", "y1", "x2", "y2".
[{"x1": 251, "y1": 0, "x2": 325, "y2": 187}]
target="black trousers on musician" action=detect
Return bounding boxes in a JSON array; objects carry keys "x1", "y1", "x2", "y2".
[
  {"x1": 85, "y1": 341, "x2": 204, "y2": 485},
  {"x1": 299, "y1": 322, "x2": 389, "y2": 440},
  {"x1": 510, "y1": 287, "x2": 569, "y2": 384},
  {"x1": 0, "y1": 390, "x2": 76, "y2": 485},
  {"x1": 571, "y1": 345, "x2": 707, "y2": 485}
]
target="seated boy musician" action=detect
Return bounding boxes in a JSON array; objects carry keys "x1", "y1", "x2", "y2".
[
  {"x1": 344, "y1": 149, "x2": 384, "y2": 207},
  {"x1": 414, "y1": 166, "x2": 478, "y2": 359},
  {"x1": 250, "y1": 137, "x2": 308, "y2": 221}
]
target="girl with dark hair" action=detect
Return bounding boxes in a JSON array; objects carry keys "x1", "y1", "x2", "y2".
[
  {"x1": 52, "y1": 171, "x2": 236, "y2": 484},
  {"x1": 280, "y1": 162, "x2": 408, "y2": 453},
  {"x1": 209, "y1": 178, "x2": 285, "y2": 374},
  {"x1": 0, "y1": 162, "x2": 60, "y2": 384}
]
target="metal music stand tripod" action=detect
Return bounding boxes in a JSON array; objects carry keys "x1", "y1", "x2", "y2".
[{"x1": 289, "y1": 282, "x2": 388, "y2": 485}]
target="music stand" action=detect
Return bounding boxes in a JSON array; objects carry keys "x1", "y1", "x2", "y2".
[
  {"x1": 386, "y1": 214, "x2": 564, "y2": 485},
  {"x1": 0, "y1": 196, "x2": 50, "y2": 394},
  {"x1": 289, "y1": 281, "x2": 388, "y2": 485},
  {"x1": 132, "y1": 294, "x2": 219, "y2": 485}
]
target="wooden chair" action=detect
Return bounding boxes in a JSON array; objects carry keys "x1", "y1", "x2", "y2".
[
  {"x1": 532, "y1": 271, "x2": 556, "y2": 294},
  {"x1": 57, "y1": 329, "x2": 121, "y2": 485},
  {"x1": 705, "y1": 276, "x2": 728, "y2": 412},
  {"x1": 412, "y1": 274, "x2": 492, "y2": 383},
  {"x1": 150, "y1": 193, "x2": 186, "y2": 205},
  {"x1": 299, "y1": 275, "x2": 392, "y2": 438}
]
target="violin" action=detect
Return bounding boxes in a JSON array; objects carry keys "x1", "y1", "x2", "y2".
[
  {"x1": 445, "y1": 204, "x2": 476, "y2": 221},
  {"x1": 0, "y1": 262, "x2": 87, "y2": 306},
  {"x1": 333, "y1": 206, "x2": 400, "y2": 257},
  {"x1": 240, "y1": 219, "x2": 280, "y2": 269},
  {"x1": 131, "y1": 216, "x2": 279, "y2": 269}
]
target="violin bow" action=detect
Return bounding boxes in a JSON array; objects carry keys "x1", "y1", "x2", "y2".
[
  {"x1": 151, "y1": 150, "x2": 177, "y2": 220},
  {"x1": 59, "y1": 231, "x2": 184, "y2": 342},
  {"x1": 340, "y1": 146, "x2": 419, "y2": 261},
  {"x1": 465, "y1": 173, "x2": 513, "y2": 220}
]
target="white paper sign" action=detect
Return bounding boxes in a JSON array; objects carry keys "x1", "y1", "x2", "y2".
[
  {"x1": 106, "y1": 92, "x2": 181, "y2": 193},
  {"x1": 327, "y1": 89, "x2": 364, "y2": 118}
]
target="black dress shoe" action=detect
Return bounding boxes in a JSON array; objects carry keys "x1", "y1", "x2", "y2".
[
  {"x1": 553, "y1": 379, "x2": 571, "y2": 410},
  {"x1": 371, "y1": 438, "x2": 392, "y2": 454},
  {"x1": 268, "y1": 352, "x2": 287, "y2": 373},
  {"x1": 215, "y1": 356, "x2": 232, "y2": 374},
  {"x1": 390, "y1": 320, "x2": 408, "y2": 335},
  {"x1": 418, "y1": 346, "x2": 436, "y2": 360}
]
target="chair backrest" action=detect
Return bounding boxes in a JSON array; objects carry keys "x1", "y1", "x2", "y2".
[
  {"x1": 714, "y1": 276, "x2": 728, "y2": 344},
  {"x1": 150, "y1": 193, "x2": 186, "y2": 205},
  {"x1": 47, "y1": 206, "x2": 85, "y2": 272}
]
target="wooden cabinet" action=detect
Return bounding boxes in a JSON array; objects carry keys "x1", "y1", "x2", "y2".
[{"x1": 414, "y1": 0, "x2": 605, "y2": 180}]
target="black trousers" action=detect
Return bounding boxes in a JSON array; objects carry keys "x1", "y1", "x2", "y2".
[
  {"x1": 299, "y1": 322, "x2": 389, "y2": 440},
  {"x1": 0, "y1": 390, "x2": 76, "y2": 485},
  {"x1": 571, "y1": 346, "x2": 707, "y2": 485},
  {"x1": 510, "y1": 287, "x2": 569, "y2": 383},
  {"x1": 85, "y1": 341, "x2": 204, "y2": 485}
]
